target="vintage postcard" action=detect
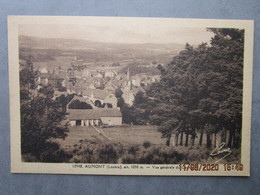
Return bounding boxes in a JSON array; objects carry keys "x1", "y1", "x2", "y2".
[{"x1": 8, "y1": 16, "x2": 254, "y2": 176}]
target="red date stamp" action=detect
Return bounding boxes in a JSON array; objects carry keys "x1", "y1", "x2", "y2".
[
  {"x1": 223, "y1": 164, "x2": 243, "y2": 171},
  {"x1": 179, "y1": 164, "x2": 244, "y2": 171},
  {"x1": 179, "y1": 164, "x2": 219, "y2": 171}
]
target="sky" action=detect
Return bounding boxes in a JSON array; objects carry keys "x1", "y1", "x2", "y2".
[{"x1": 19, "y1": 17, "x2": 214, "y2": 45}]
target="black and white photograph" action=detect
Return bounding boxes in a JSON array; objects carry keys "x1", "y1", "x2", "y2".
[{"x1": 8, "y1": 16, "x2": 253, "y2": 176}]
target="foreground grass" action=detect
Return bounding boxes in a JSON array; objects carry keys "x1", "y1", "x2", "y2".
[
  {"x1": 48, "y1": 125, "x2": 241, "y2": 164},
  {"x1": 67, "y1": 138, "x2": 241, "y2": 164},
  {"x1": 55, "y1": 125, "x2": 166, "y2": 152}
]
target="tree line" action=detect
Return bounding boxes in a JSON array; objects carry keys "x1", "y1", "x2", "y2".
[{"x1": 121, "y1": 28, "x2": 244, "y2": 148}]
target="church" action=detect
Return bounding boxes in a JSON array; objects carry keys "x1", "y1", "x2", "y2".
[{"x1": 121, "y1": 68, "x2": 138, "y2": 106}]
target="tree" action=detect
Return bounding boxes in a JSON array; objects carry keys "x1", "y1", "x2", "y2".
[
  {"x1": 207, "y1": 28, "x2": 244, "y2": 148},
  {"x1": 145, "y1": 28, "x2": 244, "y2": 148},
  {"x1": 69, "y1": 100, "x2": 93, "y2": 109},
  {"x1": 20, "y1": 60, "x2": 70, "y2": 162},
  {"x1": 115, "y1": 87, "x2": 123, "y2": 99}
]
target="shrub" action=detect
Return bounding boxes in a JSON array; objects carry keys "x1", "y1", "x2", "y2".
[
  {"x1": 122, "y1": 146, "x2": 185, "y2": 164},
  {"x1": 22, "y1": 153, "x2": 39, "y2": 162},
  {"x1": 128, "y1": 146, "x2": 139, "y2": 155},
  {"x1": 143, "y1": 141, "x2": 151, "y2": 149},
  {"x1": 22, "y1": 142, "x2": 72, "y2": 163},
  {"x1": 40, "y1": 142, "x2": 72, "y2": 162},
  {"x1": 70, "y1": 141, "x2": 122, "y2": 163}
]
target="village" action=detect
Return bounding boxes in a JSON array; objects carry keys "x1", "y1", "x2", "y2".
[{"x1": 34, "y1": 58, "x2": 161, "y2": 127}]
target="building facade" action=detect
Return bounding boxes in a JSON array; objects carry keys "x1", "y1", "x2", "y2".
[{"x1": 68, "y1": 108, "x2": 122, "y2": 126}]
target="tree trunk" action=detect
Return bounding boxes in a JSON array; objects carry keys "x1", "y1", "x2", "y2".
[
  {"x1": 185, "y1": 132, "x2": 189, "y2": 147},
  {"x1": 235, "y1": 131, "x2": 241, "y2": 148},
  {"x1": 228, "y1": 131, "x2": 234, "y2": 148},
  {"x1": 175, "y1": 132, "x2": 179, "y2": 146},
  {"x1": 206, "y1": 133, "x2": 212, "y2": 148},
  {"x1": 199, "y1": 131, "x2": 203, "y2": 146},
  {"x1": 180, "y1": 132, "x2": 183, "y2": 146},
  {"x1": 191, "y1": 133, "x2": 196, "y2": 146},
  {"x1": 166, "y1": 135, "x2": 171, "y2": 146},
  {"x1": 233, "y1": 131, "x2": 237, "y2": 148},
  {"x1": 214, "y1": 132, "x2": 217, "y2": 148},
  {"x1": 221, "y1": 128, "x2": 226, "y2": 144}
]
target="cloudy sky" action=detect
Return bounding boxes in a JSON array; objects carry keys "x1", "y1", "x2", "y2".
[{"x1": 19, "y1": 17, "x2": 214, "y2": 45}]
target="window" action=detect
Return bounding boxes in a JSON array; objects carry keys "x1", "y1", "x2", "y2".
[{"x1": 76, "y1": 120, "x2": 81, "y2": 126}]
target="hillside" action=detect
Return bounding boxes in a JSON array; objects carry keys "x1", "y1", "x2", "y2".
[{"x1": 19, "y1": 35, "x2": 185, "y2": 66}]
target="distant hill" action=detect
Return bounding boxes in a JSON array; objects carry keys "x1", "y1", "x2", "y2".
[
  {"x1": 19, "y1": 35, "x2": 185, "y2": 66},
  {"x1": 19, "y1": 35, "x2": 185, "y2": 52}
]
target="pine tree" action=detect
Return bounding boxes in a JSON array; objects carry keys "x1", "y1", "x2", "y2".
[
  {"x1": 145, "y1": 28, "x2": 244, "y2": 148},
  {"x1": 20, "y1": 59, "x2": 69, "y2": 162}
]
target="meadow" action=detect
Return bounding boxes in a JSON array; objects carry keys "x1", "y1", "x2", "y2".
[
  {"x1": 55, "y1": 125, "x2": 166, "y2": 152},
  {"x1": 53, "y1": 125, "x2": 241, "y2": 164}
]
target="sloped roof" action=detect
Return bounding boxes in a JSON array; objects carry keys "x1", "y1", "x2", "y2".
[
  {"x1": 111, "y1": 80, "x2": 121, "y2": 88},
  {"x1": 68, "y1": 108, "x2": 122, "y2": 120},
  {"x1": 70, "y1": 96, "x2": 89, "y2": 102},
  {"x1": 39, "y1": 73, "x2": 52, "y2": 78},
  {"x1": 131, "y1": 87, "x2": 142, "y2": 94},
  {"x1": 82, "y1": 89, "x2": 113, "y2": 100},
  {"x1": 73, "y1": 71, "x2": 82, "y2": 77},
  {"x1": 104, "y1": 85, "x2": 117, "y2": 91},
  {"x1": 56, "y1": 71, "x2": 68, "y2": 79},
  {"x1": 90, "y1": 70, "x2": 103, "y2": 77}
]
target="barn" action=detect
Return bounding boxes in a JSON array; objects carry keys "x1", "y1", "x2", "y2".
[{"x1": 68, "y1": 108, "x2": 122, "y2": 126}]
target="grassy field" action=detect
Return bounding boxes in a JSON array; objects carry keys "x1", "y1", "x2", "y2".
[
  {"x1": 55, "y1": 125, "x2": 167, "y2": 152},
  {"x1": 53, "y1": 125, "x2": 240, "y2": 164}
]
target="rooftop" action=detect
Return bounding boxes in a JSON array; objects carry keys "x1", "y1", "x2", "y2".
[
  {"x1": 82, "y1": 89, "x2": 113, "y2": 100},
  {"x1": 68, "y1": 108, "x2": 122, "y2": 120}
]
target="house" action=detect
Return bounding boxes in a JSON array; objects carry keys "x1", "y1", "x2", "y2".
[
  {"x1": 66, "y1": 95, "x2": 94, "y2": 111},
  {"x1": 73, "y1": 70, "x2": 82, "y2": 78},
  {"x1": 93, "y1": 78, "x2": 104, "y2": 89},
  {"x1": 82, "y1": 89, "x2": 118, "y2": 108},
  {"x1": 82, "y1": 69, "x2": 92, "y2": 78},
  {"x1": 90, "y1": 70, "x2": 103, "y2": 78},
  {"x1": 39, "y1": 67, "x2": 49, "y2": 74},
  {"x1": 68, "y1": 108, "x2": 122, "y2": 126},
  {"x1": 37, "y1": 69, "x2": 69, "y2": 88},
  {"x1": 131, "y1": 76, "x2": 141, "y2": 87},
  {"x1": 103, "y1": 80, "x2": 119, "y2": 93},
  {"x1": 104, "y1": 70, "x2": 117, "y2": 78},
  {"x1": 38, "y1": 73, "x2": 52, "y2": 85},
  {"x1": 104, "y1": 84, "x2": 117, "y2": 93},
  {"x1": 48, "y1": 77, "x2": 66, "y2": 88}
]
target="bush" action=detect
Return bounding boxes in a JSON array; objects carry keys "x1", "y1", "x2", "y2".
[
  {"x1": 128, "y1": 146, "x2": 139, "y2": 155},
  {"x1": 70, "y1": 141, "x2": 122, "y2": 163},
  {"x1": 68, "y1": 139, "x2": 241, "y2": 164},
  {"x1": 22, "y1": 142, "x2": 72, "y2": 163},
  {"x1": 22, "y1": 153, "x2": 39, "y2": 162},
  {"x1": 122, "y1": 146, "x2": 185, "y2": 164},
  {"x1": 143, "y1": 141, "x2": 151, "y2": 149},
  {"x1": 39, "y1": 142, "x2": 72, "y2": 162}
]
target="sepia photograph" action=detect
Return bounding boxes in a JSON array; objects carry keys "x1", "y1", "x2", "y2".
[{"x1": 8, "y1": 16, "x2": 253, "y2": 176}]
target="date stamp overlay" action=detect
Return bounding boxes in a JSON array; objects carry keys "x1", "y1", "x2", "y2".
[{"x1": 8, "y1": 16, "x2": 253, "y2": 176}]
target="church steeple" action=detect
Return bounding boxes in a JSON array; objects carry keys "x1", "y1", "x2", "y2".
[
  {"x1": 52, "y1": 67, "x2": 56, "y2": 75},
  {"x1": 125, "y1": 67, "x2": 132, "y2": 90},
  {"x1": 127, "y1": 68, "x2": 130, "y2": 80}
]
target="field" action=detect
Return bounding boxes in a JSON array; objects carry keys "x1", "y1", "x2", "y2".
[
  {"x1": 55, "y1": 125, "x2": 166, "y2": 152},
  {"x1": 55, "y1": 125, "x2": 225, "y2": 152},
  {"x1": 52, "y1": 125, "x2": 241, "y2": 164}
]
